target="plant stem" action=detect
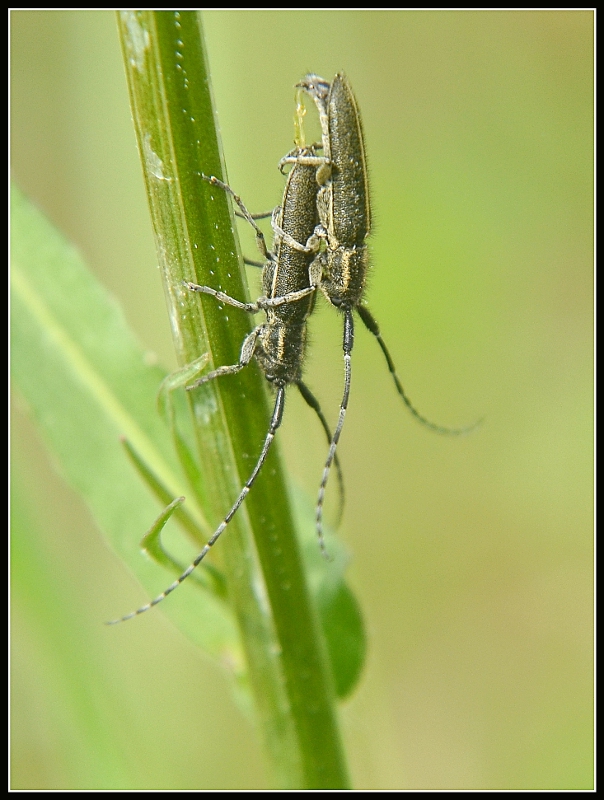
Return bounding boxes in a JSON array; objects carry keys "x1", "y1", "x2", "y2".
[{"x1": 117, "y1": 11, "x2": 350, "y2": 789}]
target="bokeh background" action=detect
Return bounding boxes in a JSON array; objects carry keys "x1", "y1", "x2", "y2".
[{"x1": 11, "y1": 10, "x2": 593, "y2": 790}]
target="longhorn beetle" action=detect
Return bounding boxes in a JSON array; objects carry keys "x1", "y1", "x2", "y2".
[
  {"x1": 108, "y1": 145, "x2": 342, "y2": 624},
  {"x1": 280, "y1": 73, "x2": 480, "y2": 552}
]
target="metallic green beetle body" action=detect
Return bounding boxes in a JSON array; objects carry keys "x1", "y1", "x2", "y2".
[
  {"x1": 293, "y1": 72, "x2": 371, "y2": 313},
  {"x1": 282, "y1": 73, "x2": 480, "y2": 550},
  {"x1": 108, "y1": 146, "x2": 341, "y2": 623}
]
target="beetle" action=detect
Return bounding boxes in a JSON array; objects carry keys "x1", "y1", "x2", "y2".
[
  {"x1": 280, "y1": 73, "x2": 480, "y2": 550},
  {"x1": 108, "y1": 144, "x2": 341, "y2": 623}
]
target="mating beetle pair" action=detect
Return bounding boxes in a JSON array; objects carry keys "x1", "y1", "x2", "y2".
[{"x1": 109, "y1": 73, "x2": 476, "y2": 624}]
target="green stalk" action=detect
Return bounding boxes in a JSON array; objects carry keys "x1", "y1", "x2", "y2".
[{"x1": 116, "y1": 11, "x2": 350, "y2": 789}]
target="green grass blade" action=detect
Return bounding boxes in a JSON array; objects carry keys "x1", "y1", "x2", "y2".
[
  {"x1": 10, "y1": 467, "x2": 134, "y2": 788},
  {"x1": 10, "y1": 182, "x2": 241, "y2": 666},
  {"x1": 116, "y1": 10, "x2": 350, "y2": 788}
]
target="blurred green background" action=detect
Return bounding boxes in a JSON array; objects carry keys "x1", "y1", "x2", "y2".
[{"x1": 11, "y1": 10, "x2": 593, "y2": 790}]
